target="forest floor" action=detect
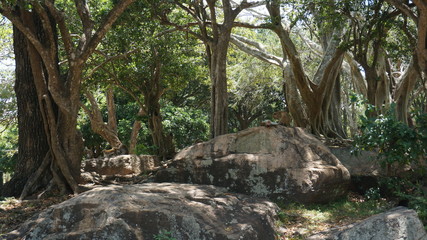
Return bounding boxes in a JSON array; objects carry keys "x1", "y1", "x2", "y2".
[
  {"x1": 0, "y1": 189, "x2": 396, "y2": 239},
  {"x1": 0, "y1": 194, "x2": 72, "y2": 235}
]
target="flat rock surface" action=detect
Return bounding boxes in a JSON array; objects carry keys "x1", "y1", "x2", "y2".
[{"x1": 4, "y1": 183, "x2": 279, "y2": 240}]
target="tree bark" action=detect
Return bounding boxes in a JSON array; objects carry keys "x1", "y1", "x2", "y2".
[
  {"x1": 394, "y1": 61, "x2": 419, "y2": 123},
  {"x1": 413, "y1": 0, "x2": 427, "y2": 75},
  {"x1": 129, "y1": 108, "x2": 145, "y2": 154},
  {"x1": 209, "y1": 35, "x2": 231, "y2": 138},
  {"x1": 1, "y1": 22, "x2": 50, "y2": 197}
]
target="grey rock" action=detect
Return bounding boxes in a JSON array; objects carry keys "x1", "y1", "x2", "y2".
[
  {"x1": 329, "y1": 147, "x2": 382, "y2": 177},
  {"x1": 4, "y1": 183, "x2": 279, "y2": 240},
  {"x1": 156, "y1": 126, "x2": 350, "y2": 203},
  {"x1": 307, "y1": 207, "x2": 427, "y2": 240},
  {"x1": 82, "y1": 154, "x2": 159, "y2": 176}
]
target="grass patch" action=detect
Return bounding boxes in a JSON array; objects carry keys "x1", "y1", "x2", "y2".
[{"x1": 276, "y1": 193, "x2": 394, "y2": 239}]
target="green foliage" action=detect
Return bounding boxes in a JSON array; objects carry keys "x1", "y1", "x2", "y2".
[
  {"x1": 0, "y1": 17, "x2": 13, "y2": 62},
  {"x1": 285, "y1": 0, "x2": 349, "y2": 35},
  {"x1": 364, "y1": 187, "x2": 381, "y2": 201},
  {"x1": 0, "y1": 70, "x2": 17, "y2": 174},
  {"x1": 354, "y1": 106, "x2": 427, "y2": 227},
  {"x1": 162, "y1": 104, "x2": 209, "y2": 150},
  {"x1": 154, "y1": 230, "x2": 176, "y2": 240},
  {"x1": 0, "y1": 70, "x2": 16, "y2": 130},
  {"x1": 376, "y1": 177, "x2": 427, "y2": 228},
  {"x1": 0, "y1": 126, "x2": 17, "y2": 173},
  {"x1": 354, "y1": 105, "x2": 426, "y2": 168},
  {"x1": 227, "y1": 41, "x2": 284, "y2": 131}
]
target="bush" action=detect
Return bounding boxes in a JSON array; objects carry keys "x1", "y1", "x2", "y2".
[
  {"x1": 353, "y1": 105, "x2": 427, "y2": 227},
  {"x1": 353, "y1": 105, "x2": 426, "y2": 169}
]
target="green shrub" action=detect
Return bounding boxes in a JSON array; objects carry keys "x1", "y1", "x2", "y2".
[
  {"x1": 154, "y1": 230, "x2": 176, "y2": 240},
  {"x1": 353, "y1": 105, "x2": 426, "y2": 168},
  {"x1": 353, "y1": 105, "x2": 427, "y2": 227}
]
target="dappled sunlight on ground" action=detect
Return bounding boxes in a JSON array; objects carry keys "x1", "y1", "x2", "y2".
[
  {"x1": 0, "y1": 195, "x2": 71, "y2": 235},
  {"x1": 276, "y1": 192, "x2": 395, "y2": 239}
]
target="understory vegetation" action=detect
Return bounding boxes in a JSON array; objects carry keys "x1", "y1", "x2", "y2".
[
  {"x1": 353, "y1": 107, "x2": 427, "y2": 228},
  {"x1": 276, "y1": 194, "x2": 395, "y2": 239}
]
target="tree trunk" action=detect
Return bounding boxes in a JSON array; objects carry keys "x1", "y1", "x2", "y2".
[
  {"x1": 414, "y1": 0, "x2": 427, "y2": 75},
  {"x1": 1, "y1": 23, "x2": 50, "y2": 197},
  {"x1": 145, "y1": 97, "x2": 175, "y2": 160},
  {"x1": 106, "y1": 87, "x2": 118, "y2": 134},
  {"x1": 266, "y1": 0, "x2": 346, "y2": 137},
  {"x1": 81, "y1": 90, "x2": 124, "y2": 151},
  {"x1": 394, "y1": 61, "x2": 419, "y2": 123},
  {"x1": 282, "y1": 66, "x2": 309, "y2": 127},
  {"x1": 210, "y1": 39, "x2": 230, "y2": 138},
  {"x1": 143, "y1": 50, "x2": 175, "y2": 160},
  {"x1": 129, "y1": 108, "x2": 145, "y2": 154},
  {"x1": 158, "y1": 0, "x2": 259, "y2": 138},
  {"x1": 129, "y1": 120, "x2": 142, "y2": 154}
]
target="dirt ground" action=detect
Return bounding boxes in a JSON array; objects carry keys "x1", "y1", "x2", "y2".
[{"x1": 0, "y1": 194, "x2": 72, "y2": 235}]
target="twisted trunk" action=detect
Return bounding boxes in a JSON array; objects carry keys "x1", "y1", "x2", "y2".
[
  {"x1": 1, "y1": 0, "x2": 135, "y2": 199},
  {"x1": 266, "y1": 0, "x2": 346, "y2": 137},
  {"x1": 1, "y1": 21, "x2": 50, "y2": 197},
  {"x1": 81, "y1": 90, "x2": 124, "y2": 151}
]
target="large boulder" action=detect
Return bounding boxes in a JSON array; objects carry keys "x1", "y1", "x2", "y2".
[
  {"x1": 329, "y1": 147, "x2": 381, "y2": 177},
  {"x1": 156, "y1": 126, "x2": 350, "y2": 203},
  {"x1": 307, "y1": 207, "x2": 427, "y2": 240},
  {"x1": 82, "y1": 154, "x2": 159, "y2": 176},
  {"x1": 4, "y1": 183, "x2": 279, "y2": 240}
]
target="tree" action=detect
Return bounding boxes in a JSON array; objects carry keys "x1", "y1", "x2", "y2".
[
  {"x1": 340, "y1": 0, "x2": 420, "y2": 125},
  {"x1": 153, "y1": 0, "x2": 263, "y2": 138},
  {"x1": 0, "y1": 0, "x2": 134, "y2": 199},
  {"x1": 227, "y1": 43, "x2": 284, "y2": 130},
  {"x1": 229, "y1": 32, "x2": 309, "y2": 128},
  {"x1": 232, "y1": 0, "x2": 347, "y2": 137},
  {"x1": 2, "y1": 10, "x2": 50, "y2": 197},
  {"x1": 385, "y1": 0, "x2": 427, "y2": 119},
  {"x1": 85, "y1": 2, "x2": 210, "y2": 159},
  {"x1": 385, "y1": 0, "x2": 427, "y2": 75}
]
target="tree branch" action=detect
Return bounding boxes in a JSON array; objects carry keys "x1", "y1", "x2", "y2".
[
  {"x1": 87, "y1": 48, "x2": 139, "y2": 78},
  {"x1": 79, "y1": 0, "x2": 135, "y2": 63},
  {"x1": 74, "y1": 0, "x2": 94, "y2": 48},
  {"x1": 230, "y1": 34, "x2": 283, "y2": 67},
  {"x1": 0, "y1": 6, "x2": 49, "y2": 60},
  {"x1": 31, "y1": 1, "x2": 57, "y2": 59},
  {"x1": 45, "y1": 0, "x2": 74, "y2": 59},
  {"x1": 385, "y1": 0, "x2": 417, "y2": 22}
]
